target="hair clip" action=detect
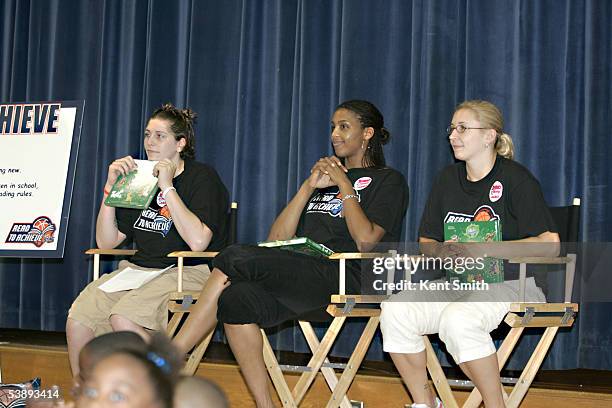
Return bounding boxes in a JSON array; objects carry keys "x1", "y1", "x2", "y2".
[{"x1": 146, "y1": 352, "x2": 171, "y2": 374}]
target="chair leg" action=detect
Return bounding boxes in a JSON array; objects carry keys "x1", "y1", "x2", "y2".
[
  {"x1": 166, "y1": 311, "x2": 184, "y2": 337},
  {"x1": 506, "y1": 327, "x2": 559, "y2": 408},
  {"x1": 325, "y1": 316, "x2": 379, "y2": 408},
  {"x1": 182, "y1": 330, "x2": 214, "y2": 375},
  {"x1": 463, "y1": 327, "x2": 524, "y2": 408},
  {"x1": 261, "y1": 330, "x2": 298, "y2": 408},
  {"x1": 299, "y1": 321, "x2": 353, "y2": 408},
  {"x1": 292, "y1": 316, "x2": 347, "y2": 404},
  {"x1": 424, "y1": 336, "x2": 459, "y2": 408}
]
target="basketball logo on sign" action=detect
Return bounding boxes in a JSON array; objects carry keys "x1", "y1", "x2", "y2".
[{"x1": 5, "y1": 216, "x2": 56, "y2": 247}]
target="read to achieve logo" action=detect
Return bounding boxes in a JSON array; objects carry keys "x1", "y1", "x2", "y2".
[
  {"x1": 5, "y1": 216, "x2": 57, "y2": 247},
  {"x1": 489, "y1": 180, "x2": 503, "y2": 202}
]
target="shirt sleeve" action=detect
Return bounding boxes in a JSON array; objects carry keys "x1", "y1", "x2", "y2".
[
  {"x1": 184, "y1": 168, "x2": 229, "y2": 240},
  {"x1": 418, "y1": 174, "x2": 444, "y2": 242},
  {"x1": 508, "y1": 176, "x2": 557, "y2": 238},
  {"x1": 363, "y1": 171, "x2": 409, "y2": 237},
  {"x1": 115, "y1": 207, "x2": 135, "y2": 243}
]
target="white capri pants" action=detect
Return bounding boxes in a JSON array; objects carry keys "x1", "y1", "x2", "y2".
[{"x1": 380, "y1": 278, "x2": 545, "y2": 364}]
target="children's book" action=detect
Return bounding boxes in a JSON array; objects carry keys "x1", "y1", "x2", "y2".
[
  {"x1": 444, "y1": 220, "x2": 504, "y2": 284},
  {"x1": 104, "y1": 160, "x2": 159, "y2": 209},
  {"x1": 258, "y1": 237, "x2": 334, "y2": 258}
]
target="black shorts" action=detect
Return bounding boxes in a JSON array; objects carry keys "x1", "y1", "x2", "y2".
[{"x1": 212, "y1": 244, "x2": 360, "y2": 328}]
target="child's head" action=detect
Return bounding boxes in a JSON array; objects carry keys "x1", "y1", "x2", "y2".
[
  {"x1": 78, "y1": 331, "x2": 146, "y2": 385},
  {"x1": 174, "y1": 376, "x2": 228, "y2": 408},
  {"x1": 77, "y1": 334, "x2": 180, "y2": 408}
]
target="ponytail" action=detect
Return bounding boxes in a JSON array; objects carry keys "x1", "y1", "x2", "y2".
[{"x1": 495, "y1": 133, "x2": 514, "y2": 160}]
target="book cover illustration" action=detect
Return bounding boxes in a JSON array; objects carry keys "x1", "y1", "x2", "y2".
[
  {"x1": 258, "y1": 237, "x2": 334, "y2": 258},
  {"x1": 104, "y1": 160, "x2": 159, "y2": 209},
  {"x1": 444, "y1": 220, "x2": 504, "y2": 284}
]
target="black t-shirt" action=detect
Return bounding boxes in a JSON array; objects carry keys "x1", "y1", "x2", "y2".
[
  {"x1": 419, "y1": 156, "x2": 557, "y2": 283},
  {"x1": 116, "y1": 159, "x2": 229, "y2": 268},
  {"x1": 298, "y1": 167, "x2": 409, "y2": 253}
]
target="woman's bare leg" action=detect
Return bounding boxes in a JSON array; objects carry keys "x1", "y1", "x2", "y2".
[
  {"x1": 225, "y1": 323, "x2": 275, "y2": 408},
  {"x1": 66, "y1": 318, "x2": 95, "y2": 376},
  {"x1": 172, "y1": 268, "x2": 230, "y2": 355},
  {"x1": 109, "y1": 314, "x2": 150, "y2": 340},
  {"x1": 390, "y1": 351, "x2": 436, "y2": 407},
  {"x1": 459, "y1": 353, "x2": 505, "y2": 408}
]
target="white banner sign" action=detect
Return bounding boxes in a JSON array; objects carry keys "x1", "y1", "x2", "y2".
[{"x1": 0, "y1": 100, "x2": 83, "y2": 257}]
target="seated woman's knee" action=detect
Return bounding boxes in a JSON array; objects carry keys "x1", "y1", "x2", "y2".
[
  {"x1": 109, "y1": 314, "x2": 134, "y2": 331},
  {"x1": 217, "y1": 283, "x2": 262, "y2": 325},
  {"x1": 438, "y1": 303, "x2": 485, "y2": 342},
  {"x1": 380, "y1": 301, "x2": 425, "y2": 335}
]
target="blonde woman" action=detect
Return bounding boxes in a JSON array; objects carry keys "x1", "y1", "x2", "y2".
[{"x1": 380, "y1": 100, "x2": 560, "y2": 408}]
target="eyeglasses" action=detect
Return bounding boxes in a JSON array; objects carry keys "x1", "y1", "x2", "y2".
[{"x1": 446, "y1": 124, "x2": 488, "y2": 135}]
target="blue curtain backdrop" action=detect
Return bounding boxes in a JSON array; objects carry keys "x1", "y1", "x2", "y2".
[{"x1": 0, "y1": 0, "x2": 610, "y2": 370}]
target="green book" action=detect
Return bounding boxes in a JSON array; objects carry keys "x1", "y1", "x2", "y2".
[
  {"x1": 104, "y1": 160, "x2": 159, "y2": 209},
  {"x1": 258, "y1": 237, "x2": 334, "y2": 258},
  {"x1": 444, "y1": 220, "x2": 504, "y2": 283}
]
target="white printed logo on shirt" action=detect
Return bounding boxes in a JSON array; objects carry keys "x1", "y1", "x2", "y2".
[
  {"x1": 133, "y1": 192, "x2": 174, "y2": 237},
  {"x1": 489, "y1": 181, "x2": 503, "y2": 203}
]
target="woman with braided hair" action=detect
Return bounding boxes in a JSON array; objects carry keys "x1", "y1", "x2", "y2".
[
  {"x1": 66, "y1": 103, "x2": 229, "y2": 380},
  {"x1": 173, "y1": 100, "x2": 409, "y2": 407}
]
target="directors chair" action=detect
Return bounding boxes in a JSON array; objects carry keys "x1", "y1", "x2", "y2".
[
  {"x1": 85, "y1": 201, "x2": 238, "y2": 374},
  {"x1": 261, "y1": 251, "x2": 399, "y2": 408},
  {"x1": 423, "y1": 198, "x2": 581, "y2": 408}
]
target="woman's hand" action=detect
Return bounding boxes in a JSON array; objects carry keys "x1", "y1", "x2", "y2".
[
  {"x1": 105, "y1": 156, "x2": 137, "y2": 189},
  {"x1": 153, "y1": 159, "x2": 177, "y2": 190},
  {"x1": 440, "y1": 241, "x2": 484, "y2": 260},
  {"x1": 307, "y1": 156, "x2": 350, "y2": 190}
]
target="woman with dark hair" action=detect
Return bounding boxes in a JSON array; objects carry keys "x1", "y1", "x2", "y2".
[
  {"x1": 66, "y1": 104, "x2": 229, "y2": 379},
  {"x1": 173, "y1": 100, "x2": 409, "y2": 407}
]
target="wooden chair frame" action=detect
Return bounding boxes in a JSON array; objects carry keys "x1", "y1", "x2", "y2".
[
  {"x1": 424, "y1": 198, "x2": 581, "y2": 408},
  {"x1": 424, "y1": 254, "x2": 579, "y2": 408},
  {"x1": 85, "y1": 203, "x2": 238, "y2": 375},
  {"x1": 261, "y1": 252, "x2": 395, "y2": 408},
  {"x1": 166, "y1": 250, "x2": 394, "y2": 407}
]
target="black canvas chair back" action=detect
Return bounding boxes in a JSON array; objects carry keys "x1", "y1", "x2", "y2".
[
  {"x1": 228, "y1": 201, "x2": 238, "y2": 246},
  {"x1": 549, "y1": 198, "x2": 581, "y2": 246}
]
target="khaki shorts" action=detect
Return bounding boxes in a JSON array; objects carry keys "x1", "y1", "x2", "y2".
[{"x1": 68, "y1": 260, "x2": 210, "y2": 336}]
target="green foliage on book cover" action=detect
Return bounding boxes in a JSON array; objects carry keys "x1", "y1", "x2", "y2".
[
  {"x1": 444, "y1": 220, "x2": 504, "y2": 283},
  {"x1": 258, "y1": 237, "x2": 334, "y2": 258},
  {"x1": 104, "y1": 161, "x2": 159, "y2": 209}
]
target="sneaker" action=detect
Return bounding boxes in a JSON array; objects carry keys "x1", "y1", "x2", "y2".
[{"x1": 407, "y1": 397, "x2": 444, "y2": 408}]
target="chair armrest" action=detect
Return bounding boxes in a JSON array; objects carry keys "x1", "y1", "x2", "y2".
[
  {"x1": 85, "y1": 248, "x2": 137, "y2": 256},
  {"x1": 507, "y1": 256, "x2": 571, "y2": 264},
  {"x1": 509, "y1": 302, "x2": 579, "y2": 313},
  {"x1": 331, "y1": 294, "x2": 389, "y2": 304},
  {"x1": 329, "y1": 251, "x2": 405, "y2": 296},
  {"x1": 85, "y1": 248, "x2": 137, "y2": 281},
  {"x1": 506, "y1": 255, "x2": 577, "y2": 303},
  {"x1": 167, "y1": 251, "x2": 220, "y2": 292},
  {"x1": 167, "y1": 251, "x2": 220, "y2": 258},
  {"x1": 328, "y1": 252, "x2": 390, "y2": 260}
]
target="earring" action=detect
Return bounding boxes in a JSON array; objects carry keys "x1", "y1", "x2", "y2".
[{"x1": 361, "y1": 140, "x2": 365, "y2": 149}]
